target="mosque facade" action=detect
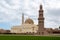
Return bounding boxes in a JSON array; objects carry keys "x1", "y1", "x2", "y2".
[
  {"x1": 11, "y1": 18, "x2": 38, "y2": 33},
  {"x1": 11, "y1": 4, "x2": 52, "y2": 35}
]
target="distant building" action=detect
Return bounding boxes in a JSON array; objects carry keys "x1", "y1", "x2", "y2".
[{"x1": 0, "y1": 29, "x2": 10, "y2": 34}]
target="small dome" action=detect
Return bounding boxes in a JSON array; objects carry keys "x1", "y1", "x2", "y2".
[{"x1": 25, "y1": 18, "x2": 34, "y2": 24}]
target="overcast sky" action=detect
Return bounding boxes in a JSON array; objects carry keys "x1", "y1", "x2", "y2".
[{"x1": 0, "y1": 0, "x2": 60, "y2": 30}]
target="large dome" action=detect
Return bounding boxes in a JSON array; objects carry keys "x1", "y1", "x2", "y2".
[{"x1": 25, "y1": 18, "x2": 34, "y2": 24}]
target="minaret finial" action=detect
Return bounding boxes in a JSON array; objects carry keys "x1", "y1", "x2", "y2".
[
  {"x1": 40, "y1": 0, "x2": 43, "y2": 10},
  {"x1": 40, "y1": 4, "x2": 43, "y2": 9}
]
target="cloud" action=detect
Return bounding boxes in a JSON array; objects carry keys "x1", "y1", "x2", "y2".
[
  {"x1": 0, "y1": 0, "x2": 60, "y2": 29},
  {"x1": 0, "y1": 0, "x2": 22, "y2": 22},
  {"x1": 43, "y1": 0, "x2": 60, "y2": 9}
]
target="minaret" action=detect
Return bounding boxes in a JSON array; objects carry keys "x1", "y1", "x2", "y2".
[
  {"x1": 37, "y1": 4, "x2": 44, "y2": 35},
  {"x1": 22, "y1": 13, "x2": 24, "y2": 24}
]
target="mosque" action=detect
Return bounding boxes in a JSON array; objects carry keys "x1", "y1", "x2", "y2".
[
  {"x1": 11, "y1": 13, "x2": 38, "y2": 34},
  {"x1": 11, "y1": 4, "x2": 59, "y2": 35}
]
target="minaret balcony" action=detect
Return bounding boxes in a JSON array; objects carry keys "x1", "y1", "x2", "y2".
[
  {"x1": 38, "y1": 18, "x2": 44, "y2": 20},
  {"x1": 39, "y1": 10, "x2": 43, "y2": 12}
]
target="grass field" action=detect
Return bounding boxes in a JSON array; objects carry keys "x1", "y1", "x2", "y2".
[{"x1": 0, "y1": 34, "x2": 60, "y2": 40}]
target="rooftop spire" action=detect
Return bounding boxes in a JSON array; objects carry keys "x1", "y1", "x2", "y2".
[
  {"x1": 40, "y1": 0, "x2": 43, "y2": 9},
  {"x1": 22, "y1": 13, "x2": 24, "y2": 24},
  {"x1": 40, "y1": 4, "x2": 43, "y2": 10}
]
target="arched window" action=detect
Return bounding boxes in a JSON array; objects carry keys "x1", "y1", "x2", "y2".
[
  {"x1": 42, "y1": 32, "x2": 44, "y2": 35},
  {"x1": 39, "y1": 32, "x2": 40, "y2": 34}
]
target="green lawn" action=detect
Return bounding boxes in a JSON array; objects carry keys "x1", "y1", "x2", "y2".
[{"x1": 0, "y1": 34, "x2": 60, "y2": 40}]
